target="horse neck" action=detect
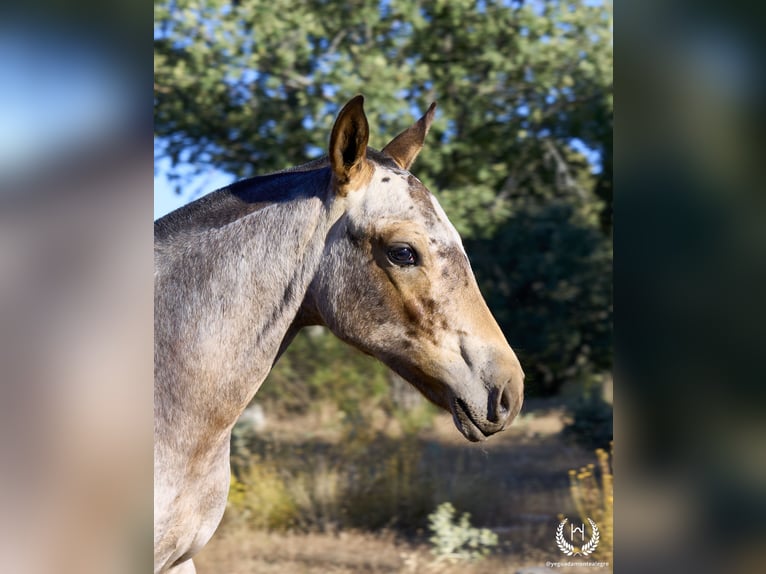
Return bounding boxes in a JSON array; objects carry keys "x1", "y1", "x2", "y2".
[{"x1": 155, "y1": 168, "x2": 336, "y2": 436}]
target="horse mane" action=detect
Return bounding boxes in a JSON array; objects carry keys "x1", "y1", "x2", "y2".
[
  {"x1": 154, "y1": 150, "x2": 399, "y2": 242},
  {"x1": 153, "y1": 161, "x2": 328, "y2": 242}
]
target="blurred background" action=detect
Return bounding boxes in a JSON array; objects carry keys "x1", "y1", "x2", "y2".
[
  {"x1": 0, "y1": 2, "x2": 152, "y2": 574},
  {"x1": 154, "y1": 1, "x2": 613, "y2": 571}
]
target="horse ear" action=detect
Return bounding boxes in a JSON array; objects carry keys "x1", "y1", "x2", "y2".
[
  {"x1": 329, "y1": 95, "x2": 372, "y2": 196},
  {"x1": 381, "y1": 102, "x2": 437, "y2": 170}
]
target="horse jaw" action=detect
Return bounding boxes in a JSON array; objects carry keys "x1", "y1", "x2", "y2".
[{"x1": 369, "y1": 336, "x2": 524, "y2": 443}]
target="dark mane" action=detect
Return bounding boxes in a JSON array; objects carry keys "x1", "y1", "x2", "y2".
[
  {"x1": 154, "y1": 160, "x2": 330, "y2": 242},
  {"x1": 154, "y1": 149, "x2": 398, "y2": 242}
]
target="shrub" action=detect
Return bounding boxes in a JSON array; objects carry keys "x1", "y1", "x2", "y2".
[
  {"x1": 342, "y1": 430, "x2": 434, "y2": 531},
  {"x1": 227, "y1": 408, "x2": 437, "y2": 533},
  {"x1": 225, "y1": 458, "x2": 298, "y2": 530},
  {"x1": 427, "y1": 502, "x2": 499, "y2": 563},
  {"x1": 568, "y1": 444, "x2": 613, "y2": 562}
]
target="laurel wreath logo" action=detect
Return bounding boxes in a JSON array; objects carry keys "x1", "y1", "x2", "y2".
[
  {"x1": 555, "y1": 520, "x2": 575, "y2": 556},
  {"x1": 556, "y1": 517, "x2": 600, "y2": 556}
]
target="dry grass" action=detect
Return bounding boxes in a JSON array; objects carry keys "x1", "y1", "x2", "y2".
[
  {"x1": 195, "y1": 529, "x2": 406, "y2": 574},
  {"x1": 196, "y1": 528, "x2": 602, "y2": 574},
  {"x1": 196, "y1": 396, "x2": 611, "y2": 573}
]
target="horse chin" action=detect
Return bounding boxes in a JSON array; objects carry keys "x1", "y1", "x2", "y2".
[{"x1": 450, "y1": 398, "x2": 490, "y2": 442}]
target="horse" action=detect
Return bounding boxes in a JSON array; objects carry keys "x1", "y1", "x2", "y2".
[{"x1": 154, "y1": 95, "x2": 524, "y2": 573}]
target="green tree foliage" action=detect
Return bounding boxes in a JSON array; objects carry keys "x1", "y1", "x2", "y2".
[
  {"x1": 155, "y1": 0, "x2": 612, "y2": 395},
  {"x1": 255, "y1": 327, "x2": 392, "y2": 416}
]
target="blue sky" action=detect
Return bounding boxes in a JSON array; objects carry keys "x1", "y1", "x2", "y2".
[{"x1": 154, "y1": 155, "x2": 234, "y2": 219}]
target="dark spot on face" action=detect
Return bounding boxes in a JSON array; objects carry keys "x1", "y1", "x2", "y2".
[
  {"x1": 346, "y1": 226, "x2": 363, "y2": 248},
  {"x1": 407, "y1": 176, "x2": 437, "y2": 225},
  {"x1": 403, "y1": 298, "x2": 424, "y2": 324},
  {"x1": 382, "y1": 177, "x2": 390, "y2": 182},
  {"x1": 401, "y1": 339, "x2": 413, "y2": 349},
  {"x1": 437, "y1": 246, "x2": 468, "y2": 278},
  {"x1": 423, "y1": 298, "x2": 437, "y2": 313}
]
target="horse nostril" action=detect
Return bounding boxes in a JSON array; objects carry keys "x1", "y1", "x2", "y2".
[
  {"x1": 498, "y1": 385, "x2": 511, "y2": 419},
  {"x1": 488, "y1": 383, "x2": 512, "y2": 424}
]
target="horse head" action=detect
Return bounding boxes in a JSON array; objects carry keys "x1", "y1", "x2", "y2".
[{"x1": 306, "y1": 96, "x2": 524, "y2": 442}]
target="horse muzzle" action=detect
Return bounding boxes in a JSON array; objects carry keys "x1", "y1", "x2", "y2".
[{"x1": 450, "y1": 375, "x2": 524, "y2": 442}]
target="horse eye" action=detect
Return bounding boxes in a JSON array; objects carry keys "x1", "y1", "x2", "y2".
[{"x1": 387, "y1": 245, "x2": 417, "y2": 266}]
